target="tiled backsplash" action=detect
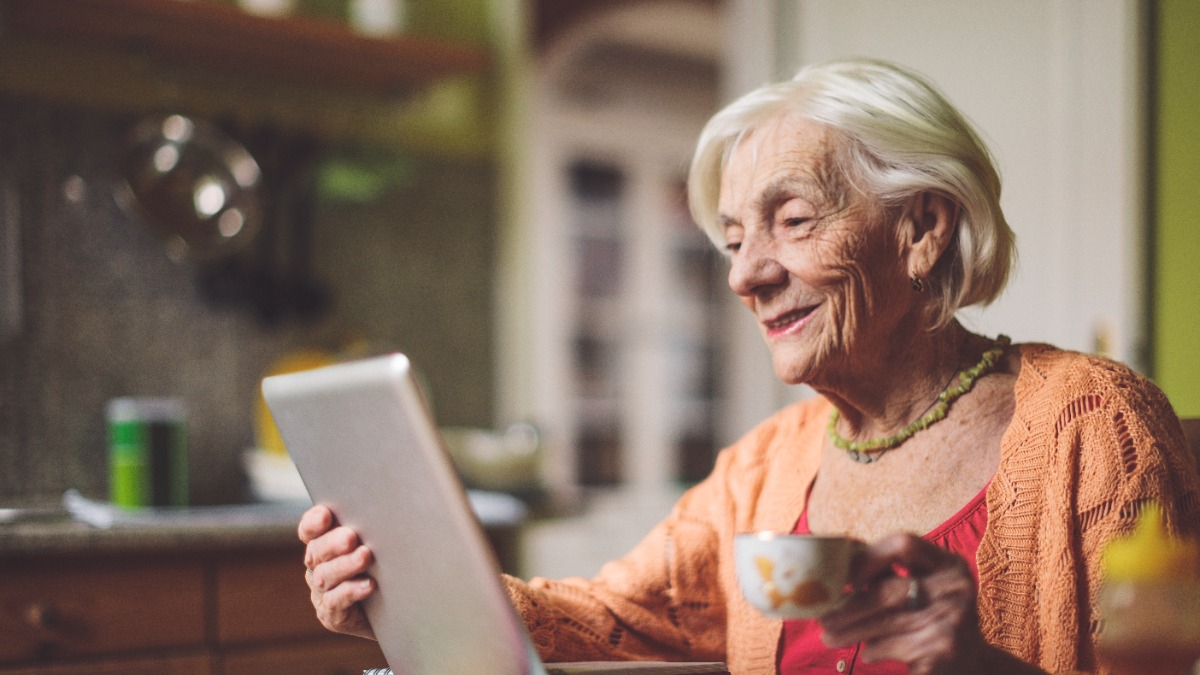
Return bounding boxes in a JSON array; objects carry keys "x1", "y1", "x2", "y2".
[{"x1": 0, "y1": 96, "x2": 496, "y2": 505}]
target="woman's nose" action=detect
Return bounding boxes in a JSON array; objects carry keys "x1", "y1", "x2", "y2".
[{"x1": 728, "y1": 238, "x2": 787, "y2": 298}]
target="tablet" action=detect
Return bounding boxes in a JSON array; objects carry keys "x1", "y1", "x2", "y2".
[{"x1": 261, "y1": 353, "x2": 538, "y2": 675}]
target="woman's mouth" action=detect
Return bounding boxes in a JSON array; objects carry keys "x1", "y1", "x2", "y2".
[{"x1": 763, "y1": 306, "x2": 817, "y2": 338}]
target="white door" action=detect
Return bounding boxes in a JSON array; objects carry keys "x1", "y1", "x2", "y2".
[{"x1": 506, "y1": 1, "x2": 735, "y2": 577}]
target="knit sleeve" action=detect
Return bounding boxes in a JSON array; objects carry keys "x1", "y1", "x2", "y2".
[
  {"x1": 499, "y1": 400, "x2": 824, "y2": 668},
  {"x1": 500, "y1": 459, "x2": 734, "y2": 664},
  {"x1": 1070, "y1": 362, "x2": 1200, "y2": 540},
  {"x1": 981, "y1": 346, "x2": 1200, "y2": 674},
  {"x1": 1067, "y1": 359, "x2": 1200, "y2": 668}
]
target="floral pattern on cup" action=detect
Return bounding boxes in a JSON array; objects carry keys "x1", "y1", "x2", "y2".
[{"x1": 735, "y1": 532, "x2": 861, "y2": 619}]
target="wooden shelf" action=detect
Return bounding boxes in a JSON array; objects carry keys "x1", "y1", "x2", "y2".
[{"x1": 0, "y1": 0, "x2": 489, "y2": 97}]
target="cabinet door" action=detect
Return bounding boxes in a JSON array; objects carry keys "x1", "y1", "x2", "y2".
[
  {"x1": 219, "y1": 638, "x2": 387, "y2": 675},
  {"x1": 214, "y1": 548, "x2": 328, "y2": 644},
  {"x1": 213, "y1": 548, "x2": 384, "y2": 667},
  {"x1": 0, "y1": 557, "x2": 206, "y2": 663},
  {"x1": 0, "y1": 651, "x2": 212, "y2": 674}
]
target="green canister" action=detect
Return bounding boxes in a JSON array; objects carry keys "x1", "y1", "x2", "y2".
[{"x1": 106, "y1": 397, "x2": 188, "y2": 507}]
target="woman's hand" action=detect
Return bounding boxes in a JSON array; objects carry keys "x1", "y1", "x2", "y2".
[
  {"x1": 298, "y1": 504, "x2": 377, "y2": 640},
  {"x1": 818, "y1": 533, "x2": 995, "y2": 675}
]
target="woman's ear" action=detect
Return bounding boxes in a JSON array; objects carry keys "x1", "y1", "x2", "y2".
[{"x1": 903, "y1": 192, "x2": 958, "y2": 279}]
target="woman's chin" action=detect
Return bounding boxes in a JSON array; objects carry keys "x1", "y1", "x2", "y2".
[{"x1": 771, "y1": 354, "x2": 817, "y2": 386}]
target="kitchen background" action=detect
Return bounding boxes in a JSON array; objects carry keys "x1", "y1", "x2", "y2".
[
  {"x1": 0, "y1": 97, "x2": 497, "y2": 506},
  {"x1": 2, "y1": 0, "x2": 1198, "y2": 580},
  {"x1": 0, "y1": 0, "x2": 501, "y2": 508}
]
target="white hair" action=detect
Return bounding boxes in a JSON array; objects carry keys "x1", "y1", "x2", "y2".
[{"x1": 687, "y1": 58, "x2": 1016, "y2": 328}]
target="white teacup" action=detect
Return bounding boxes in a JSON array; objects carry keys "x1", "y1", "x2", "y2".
[{"x1": 734, "y1": 532, "x2": 862, "y2": 619}]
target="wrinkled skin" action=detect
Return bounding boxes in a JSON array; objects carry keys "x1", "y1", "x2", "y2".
[
  {"x1": 821, "y1": 534, "x2": 988, "y2": 674},
  {"x1": 717, "y1": 113, "x2": 918, "y2": 395},
  {"x1": 299, "y1": 504, "x2": 377, "y2": 640},
  {"x1": 719, "y1": 114, "x2": 1040, "y2": 673},
  {"x1": 298, "y1": 110, "x2": 1043, "y2": 673}
]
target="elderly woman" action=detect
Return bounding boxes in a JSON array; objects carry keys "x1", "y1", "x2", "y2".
[{"x1": 299, "y1": 59, "x2": 1200, "y2": 674}]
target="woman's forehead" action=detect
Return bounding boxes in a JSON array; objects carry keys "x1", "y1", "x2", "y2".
[{"x1": 720, "y1": 116, "x2": 837, "y2": 205}]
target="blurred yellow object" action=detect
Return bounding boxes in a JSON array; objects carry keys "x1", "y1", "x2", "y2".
[
  {"x1": 1103, "y1": 502, "x2": 1200, "y2": 583},
  {"x1": 1098, "y1": 502, "x2": 1200, "y2": 674},
  {"x1": 254, "y1": 349, "x2": 336, "y2": 456}
]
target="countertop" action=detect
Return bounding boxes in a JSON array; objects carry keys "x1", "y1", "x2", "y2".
[
  {"x1": 0, "y1": 501, "x2": 308, "y2": 558},
  {"x1": 0, "y1": 490, "x2": 527, "y2": 559}
]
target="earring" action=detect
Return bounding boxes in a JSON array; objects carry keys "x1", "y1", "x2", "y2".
[{"x1": 911, "y1": 276, "x2": 925, "y2": 293}]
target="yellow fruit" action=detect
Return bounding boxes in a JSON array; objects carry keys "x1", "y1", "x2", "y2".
[
  {"x1": 254, "y1": 350, "x2": 336, "y2": 456},
  {"x1": 1103, "y1": 503, "x2": 1200, "y2": 583}
]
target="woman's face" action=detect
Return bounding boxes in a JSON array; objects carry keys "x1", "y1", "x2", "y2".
[{"x1": 717, "y1": 113, "x2": 917, "y2": 387}]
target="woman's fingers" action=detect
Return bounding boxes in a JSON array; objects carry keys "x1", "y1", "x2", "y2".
[
  {"x1": 822, "y1": 575, "x2": 912, "y2": 636},
  {"x1": 298, "y1": 504, "x2": 335, "y2": 545},
  {"x1": 297, "y1": 506, "x2": 378, "y2": 640},
  {"x1": 316, "y1": 574, "x2": 375, "y2": 613},
  {"x1": 819, "y1": 533, "x2": 986, "y2": 672},
  {"x1": 304, "y1": 524, "x2": 361, "y2": 571},
  {"x1": 311, "y1": 569, "x2": 376, "y2": 637},
  {"x1": 304, "y1": 538, "x2": 377, "y2": 639},
  {"x1": 849, "y1": 531, "x2": 949, "y2": 581},
  {"x1": 821, "y1": 567, "x2": 973, "y2": 645},
  {"x1": 309, "y1": 544, "x2": 374, "y2": 592},
  {"x1": 823, "y1": 534, "x2": 962, "y2": 636},
  {"x1": 858, "y1": 612, "x2": 961, "y2": 674}
]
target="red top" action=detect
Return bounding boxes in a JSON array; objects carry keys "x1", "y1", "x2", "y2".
[{"x1": 777, "y1": 483, "x2": 989, "y2": 674}]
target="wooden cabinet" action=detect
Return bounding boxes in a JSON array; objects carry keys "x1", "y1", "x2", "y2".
[
  {"x1": 0, "y1": 653, "x2": 214, "y2": 675},
  {"x1": 213, "y1": 549, "x2": 388, "y2": 674},
  {"x1": 220, "y1": 641, "x2": 381, "y2": 675},
  {"x1": 0, "y1": 545, "x2": 386, "y2": 674},
  {"x1": 0, "y1": 0, "x2": 494, "y2": 155},
  {"x1": 216, "y1": 551, "x2": 323, "y2": 646},
  {"x1": 0, "y1": 0, "x2": 488, "y2": 97},
  {"x1": 0, "y1": 557, "x2": 207, "y2": 664}
]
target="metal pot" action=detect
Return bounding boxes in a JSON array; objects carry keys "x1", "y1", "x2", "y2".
[{"x1": 115, "y1": 114, "x2": 263, "y2": 262}]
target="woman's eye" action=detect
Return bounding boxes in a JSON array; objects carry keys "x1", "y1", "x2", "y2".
[
  {"x1": 724, "y1": 241, "x2": 742, "y2": 253},
  {"x1": 783, "y1": 217, "x2": 811, "y2": 228}
]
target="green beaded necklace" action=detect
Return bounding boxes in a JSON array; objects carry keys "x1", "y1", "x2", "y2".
[{"x1": 828, "y1": 334, "x2": 1011, "y2": 463}]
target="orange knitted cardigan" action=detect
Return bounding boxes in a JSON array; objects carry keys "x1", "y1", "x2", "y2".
[{"x1": 503, "y1": 344, "x2": 1200, "y2": 674}]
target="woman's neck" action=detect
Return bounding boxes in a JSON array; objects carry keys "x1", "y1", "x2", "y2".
[{"x1": 815, "y1": 321, "x2": 975, "y2": 441}]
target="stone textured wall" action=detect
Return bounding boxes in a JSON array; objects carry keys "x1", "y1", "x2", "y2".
[{"x1": 0, "y1": 97, "x2": 495, "y2": 505}]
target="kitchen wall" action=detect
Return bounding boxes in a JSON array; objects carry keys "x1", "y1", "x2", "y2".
[{"x1": 0, "y1": 95, "x2": 497, "y2": 505}]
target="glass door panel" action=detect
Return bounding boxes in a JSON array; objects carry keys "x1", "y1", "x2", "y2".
[
  {"x1": 665, "y1": 179, "x2": 725, "y2": 483},
  {"x1": 569, "y1": 160, "x2": 626, "y2": 485}
]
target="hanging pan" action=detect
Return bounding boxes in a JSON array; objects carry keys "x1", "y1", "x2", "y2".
[{"x1": 115, "y1": 114, "x2": 264, "y2": 262}]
